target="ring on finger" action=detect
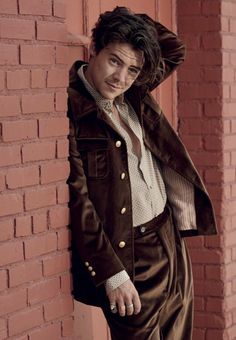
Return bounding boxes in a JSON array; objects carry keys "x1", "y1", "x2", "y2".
[
  {"x1": 110, "y1": 304, "x2": 117, "y2": 313},
  {"x1": 126, "y1": 303, "x2": 134, "y2": 309}
]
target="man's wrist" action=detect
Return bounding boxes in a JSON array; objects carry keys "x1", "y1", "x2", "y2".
[{"x1": 105, "y1": 270, "x2": 130, "y2": 294}]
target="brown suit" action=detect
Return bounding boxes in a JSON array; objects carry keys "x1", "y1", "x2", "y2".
[{"x1": 67, "y1": 19, "x2": 217, "y2": 337}]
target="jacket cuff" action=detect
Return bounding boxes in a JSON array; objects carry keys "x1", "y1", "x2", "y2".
[{"x1": 104, "y1": 270, "x2": 130, "y2": 294}]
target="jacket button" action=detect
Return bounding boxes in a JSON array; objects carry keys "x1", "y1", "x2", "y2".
[
  {"x1": 91, "y1": 271, "x2": 96, "y2": 276},
  {"x1": 120, "y1": 207, "x2": 126, "y2": 214},
  {"x1": 88, "y1": 266, "x2": 93, "y2": 271},
  {"x1": 119, "y1": 241, "x2": 126, "y2": 248},
  {"x1": 120, "y1": 172, "x2": 126, "y2": 180},
  {"x1": 85, "y1": 262, "x2": 89, "y2": 267},
  {"x1": 115, "y1": 140, "x2": 121, "y2": 148},
  {"x1": 140, "y1": 226, "x2": 146, "y2": 233}
]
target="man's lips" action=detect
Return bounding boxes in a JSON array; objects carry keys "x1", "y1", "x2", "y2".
[{"x1": 106, "y1": 82, "x2": 122, "y2": 90}]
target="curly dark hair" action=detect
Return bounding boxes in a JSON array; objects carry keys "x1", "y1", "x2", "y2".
[{"x1": 91, "y1": 6, "x2": 164, "y2": 86}]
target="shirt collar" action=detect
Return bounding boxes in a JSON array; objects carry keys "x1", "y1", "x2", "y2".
[{"x1": 77, "y1": 64, "x2": 125, "y2": 115}]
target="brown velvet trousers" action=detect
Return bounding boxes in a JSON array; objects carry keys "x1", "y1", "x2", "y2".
[{"x1": 102, "y1": 207, "x2": 193, "y2": 340}]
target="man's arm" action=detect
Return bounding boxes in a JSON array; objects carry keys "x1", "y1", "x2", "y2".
[{"x1": 138, "y1": 14, "x2": 186, "y2": 91}]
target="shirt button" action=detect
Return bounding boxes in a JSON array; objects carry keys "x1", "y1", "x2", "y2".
[
  {"x1": 120, "y1": 172, "x2": 126, "y2": 180},
  {"x1": 119, "y1": 241, "x2": 126, "y2": 248},
  {"x1": 84, "y1": 262, "x2": 89, "y2": 267},
  {"x1": 115, "y1": 140, "x2": 121, "y2": 148},
  {"x1": 91, "y1": 271, "x2": 96, "y2": 277},
  {"x1": 120, "y1": 207, "x2": 126, "y2": 214},
  {"x1": 140, "y1": 226, "x2": 146, "y2": 233},
  {"x1": 88, "y1": 266, "x2": 93, "y2": 271}
]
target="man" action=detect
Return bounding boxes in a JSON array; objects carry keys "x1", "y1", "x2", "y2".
[{"x1": 67, "y1": 6, "x2": 217, "y2": 340}]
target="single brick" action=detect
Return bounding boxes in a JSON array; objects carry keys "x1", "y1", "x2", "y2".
[
  {"x1": 0, "y1": 193, "x2": 23, "y2": 217},
  {"x1": 194, "y1": 312, "x2": 224, "y2": 329},
  {"x1": 8, "y1": 306, "x2": 43, "y2": 336},
  {"x1": 47, "y1": 68, "x2": 68, "y2": 88},
  {"x1": 190, "y1": 249, "x2": 222, "y2": 264},
  {"x1": 44, "y1": 295, "x2": 73, "y2": 321},
  {"x1": 0, "y1": 172, "x2": 5, "y2": 191},
  {"x1": 39, "y1": 117, "x2": 69, "y2": 137},
  {"x1": 37, "y1": 21, "x2": 67, "y2": 42},
  {"x1": 206, "y1": 330, "x2": 225, "y2": 340},
  {"x1": 40, "y1": 161, "x2": 69, "y2": 184},
  {"x1": 22, "y1": 93, "x2": 54, "y2": 114},
  {"x1": 202, "y1": 1, "x2": 221, "y2": 15},
  {"x1": 32, "y1": 212, "x2": 48, "y2": 234},
  {"x1": 0, "y1": 318, "x2": 7, "y2": 339},
  {"x1": 49, "y1": 205, "x2": 69, "y2": 229},
  {"x1": 202, "y1": 32, "x2": 221, "y2": 49},
  {"x1": 57, "y1": 139, "x2": 68, "y2": 158},
  {"x1": 2, "y1": 119, "x2": 37, "y2": 142},
  {"x1": 24, "y1": 232, "x2": 57, "y2": 259},
  {"x1": 6, "y1": 165, "x2": 39, "y2": 189},
  {"x1": 178, "y1": 83, "x2": 221, "y2": 99},
  {"x1": 57, "y1": 184, "x2": 69, "y2": 204},
  {"x1": 55, "y1": 91, "x2": 67, "y2": 111},
  {"x1": 0, "y1": 240, "x2": 24, "y2": 266},
  {"x1": 206, "y1": 297, "x2": 223, "y2": 313},
  {"x1": 60, "y1": 272, "x2": 72, "y2": 295},
  {"x1": 21, "y1": 45, "x2": 54, "y2": 65},
  {"x1": 0, "y1": 270, "x2": 8, "y2": 291},
  {"x1": 43, "y1": 252, "x2": 70, "y2": 276},
  {"x1": 31, "y1": 69, "x2": 46, "y2": 88},
  {"x1": 222, "y1": 2, "x2": 236, "y2": 16},
  {"x1": 194, "y1": 280, "x2": 224, "y2": 297},
  {"x1": 179, "y1": 17, "x2": 221, "y2": 33},
  {"x1": 0, "y1": 145, "x2": 21, "y2": 167},
  {"x1": 0, "y1": 70, "x2": 5, "y2": 90},
  {"x1": 62, "y1": 317, "x2": 74, "y2": 337},
  {"x1": 0, "y1": 0, "x2": 17, "y2": 14},
  {"x1": 0, "y1": 288, "x2": 27, "y2": 317},
  {"x1": 19, "y1": 0, "x2": 51, "y2": 15},
  {"x1": 15, "y1": 215, "x2": 32, "y2": 237},
  {"x1": 177, "y1": 0, "x2": 201, "y2": 15},
  {"x1": 206, "y1": 265, "x2": 222, "y2": 280},
  {"x1": 9, "y1": 260, "x2": 42, "y2": 287},
  {"x1": 58, "y1": 228, "x2": 70, "y2": 250},
  {"x1": 7, "y1": 70, "x2": 30, "y2": 90},
  {"x1": 0, "y1": 219, "x2": 14, "y2": 241},
  {"x1": 29, "y1": 322, "x2": 61, "y2": 340},
  {"x1": 22, "y1": 141, "x2": 55, "y2": 163},
  {"x1": 0, "y1": 95, "x2": 21, "y2": 117},
  {"x1": 56, "y1": 46, "x2": 69, "y2": 64},
  {"x1": 24, "y1": 186, "x2": 57, "y2": 211},
  {"x1": 28, "y1": 277, "x2": 60, "y2": 305},
  {"x1": 0, "y1": 18, "x2": 35, "y2": 40},
  {"x1": 53, "y1": 0, "x2": 66, "y2": 18},
  {"x1": 0, "y1": 44, "x2": 18, "y2": 65},
  {"x1": 191, "y1": 265, "x2": 204, "y2": 280}
]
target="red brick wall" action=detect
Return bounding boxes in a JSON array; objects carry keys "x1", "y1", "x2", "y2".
[
  {"x1": 0, "y1": 1, "x2": 73, "y2": 339},
  {"x1": 177, "y1": 0, "x2": 236, "y2": 339}
]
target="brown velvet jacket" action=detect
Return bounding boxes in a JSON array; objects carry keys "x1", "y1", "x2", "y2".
[{"x1": 67, "y1": 20, "x2": 217, "y2": 307}]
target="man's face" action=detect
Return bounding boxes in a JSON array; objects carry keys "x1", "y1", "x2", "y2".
[{"x1": 85, "y1": 42, "x2": 144, "y2": 101}]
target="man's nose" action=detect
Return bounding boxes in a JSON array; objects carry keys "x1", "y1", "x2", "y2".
[{"x1": 114, "y1": 67, "x2": 127, "y2": 83}]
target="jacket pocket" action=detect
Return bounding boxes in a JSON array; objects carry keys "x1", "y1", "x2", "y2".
[{"x1": 76, "y1": 138, "x2": 109, "y2": 179}]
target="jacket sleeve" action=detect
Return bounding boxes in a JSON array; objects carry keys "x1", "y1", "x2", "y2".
[
  {"x1": 67, "y1": 108, "x2": 125, "y2": 287},
  {"x1": 138, "y1": 14, "x2": 186, "y2": 91}
]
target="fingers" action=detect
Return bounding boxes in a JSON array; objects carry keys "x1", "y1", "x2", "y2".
[
  {"x1": 132, "y1": 292, "x2": 141, "y2": 315},
  {"x1": 108, "y1": 280, "x2": 142, "y2": 317}
]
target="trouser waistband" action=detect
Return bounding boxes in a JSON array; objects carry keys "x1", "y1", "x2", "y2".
[{"x1": 134, "y1": 206, "x2": 170, "y2": 239}]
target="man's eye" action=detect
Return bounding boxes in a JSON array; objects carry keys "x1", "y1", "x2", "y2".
[
  {"x1": 110, "y1": 58, "x2": 119, "y2": 66},
  {"x1": 129, "y1": 68, "x2": 139, "y2": 75}
]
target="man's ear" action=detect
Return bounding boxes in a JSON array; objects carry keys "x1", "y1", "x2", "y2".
[{"x1": 89, "y1": 42, "x2": 97, "y2": 58}]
